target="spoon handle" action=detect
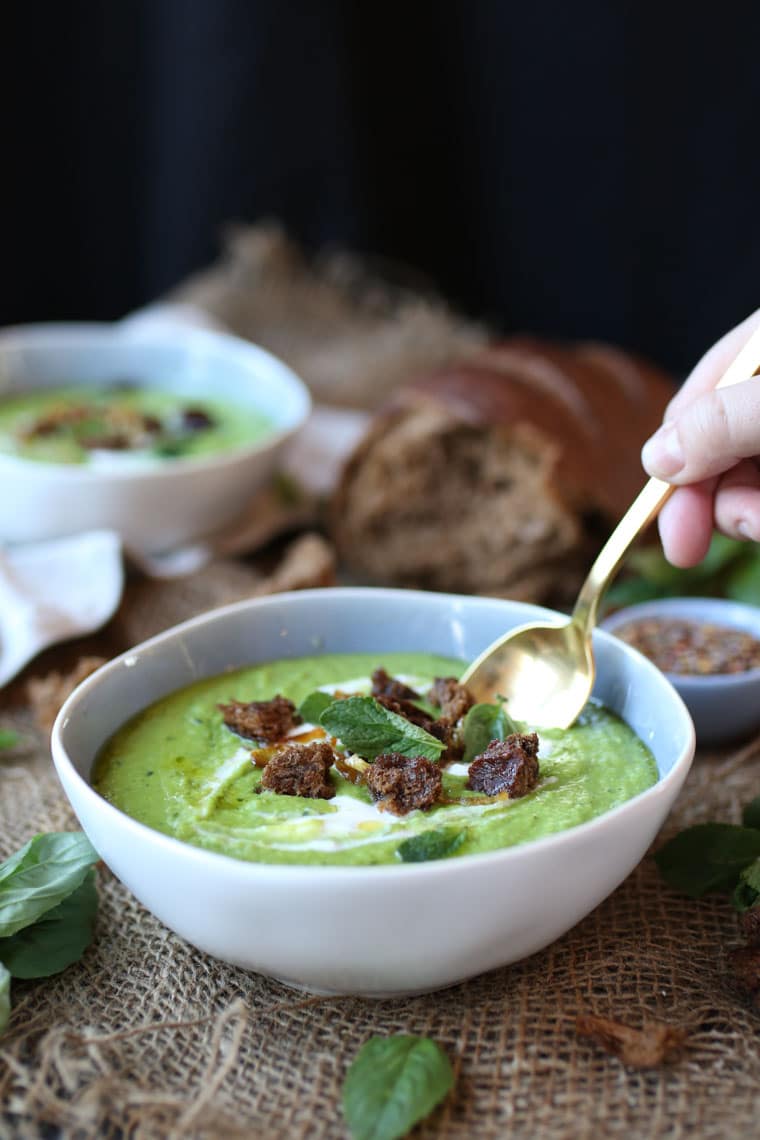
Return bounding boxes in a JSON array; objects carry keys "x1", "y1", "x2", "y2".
[{"x1": 572, "y1": 321, "x2": 760, "y2": 635}]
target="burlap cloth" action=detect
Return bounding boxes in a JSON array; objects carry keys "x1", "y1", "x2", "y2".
[{"x1": 0, "y1": 558, "x2": 757, "y2": 1140}]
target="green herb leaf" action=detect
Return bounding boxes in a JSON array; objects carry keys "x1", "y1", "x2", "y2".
[
  {"x1": 462, "y1": 702, "x2": 519, "y2": 764},
  {"x1": 298, "y1": 690, "x2": 335, "y2": 724},
  {"x1": 0, "y1": 962, "x2": 10, "y2": 1034},
  {"x1": 398, "y1": 828, "x2": 467, "y2": 863},
  {"x1": 0, "y1": 870, "x2": 98, "y2": 978},
  {"x1": 654, "y1": 823, "x2": 760, "y2": 897},
  {"x1": 0, "y1": 729, "x2": 19, "y2": 751},
  {"x1": 0, "y1": 832, "x2": 100, "y2": 938},
  {"x1": 343, "y1": 1035, "x2": 454, "y2": 1140},
  {"x1": 319, "y1": 696, "x2": 445, "y2": 762},
  {"x1": 603, "y1": 534, "x2": 760, "y2": 613},
  {"x1": 742, "y1": 795, "x2": 760, "y2": 831},
  {"x1": 732, "y1": 857, "x2": 760, "y2": 913}
]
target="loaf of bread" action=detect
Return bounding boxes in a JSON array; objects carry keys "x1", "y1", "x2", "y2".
[{"x1": 329, "y1": 338, "x2": 676, "y2": 603}]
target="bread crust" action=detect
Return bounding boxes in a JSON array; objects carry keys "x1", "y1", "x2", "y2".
[{"x1": 329, "y1": 338, "x2": 675, "y2": 602}]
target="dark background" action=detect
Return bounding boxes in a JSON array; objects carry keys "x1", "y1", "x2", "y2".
[{"x1": 3, "y1": 1, "x2": 759, "y2": 376}]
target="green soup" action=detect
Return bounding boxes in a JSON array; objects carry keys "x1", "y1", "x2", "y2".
[
  {"x1": 0, "y1": 384, "x2": 274, "y2": 464},
  {"x1": 92, "y1": 653, "x2": 658, "y2": 867}
]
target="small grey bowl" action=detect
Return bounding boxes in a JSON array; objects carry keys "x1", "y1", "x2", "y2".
[{"x1": 602, "y1": 596, "x2": 760, "y2": 748}]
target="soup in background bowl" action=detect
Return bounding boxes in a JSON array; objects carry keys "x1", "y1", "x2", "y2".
[
  {"x1": 52, "y1": 588, "x2": 695, "y2": 997},
  {"x1": 0, "y1": 321, "x2": 310, "y2": 553}
]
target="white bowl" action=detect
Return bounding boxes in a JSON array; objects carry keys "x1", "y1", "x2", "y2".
[
  {"x1": 52, "y1": 588, "x2": 695, "y2": 997},
  {"x1": 0, "y1": 321, "x2": 311, "y2": 554},
  {"x1": 602, "y1": 596, "x2": 760, "y2": 747}
]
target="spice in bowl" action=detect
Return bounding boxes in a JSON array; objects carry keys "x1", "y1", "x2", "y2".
[
  {"x1": 601, "y1": 597, "x2": 760, "y2": 746},
  {"x1": 613, "y1": 617, "x2": 760, "y2": 676}
]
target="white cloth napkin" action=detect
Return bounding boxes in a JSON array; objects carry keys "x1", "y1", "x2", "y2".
[{"x1": 0, "y1": 531, "x2": 123, "y2": 686}]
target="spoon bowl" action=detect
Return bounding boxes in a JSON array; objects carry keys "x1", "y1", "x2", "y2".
[
  {"x1": 462, "y1": 325, "x2": 760, "y2": 726},
  {"x1": 462, "y1": 617, "x2": 594, "y2": 728}
]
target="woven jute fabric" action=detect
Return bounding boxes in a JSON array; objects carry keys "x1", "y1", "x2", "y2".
[{"x1": 1, "y1": 566, "x2": 759, "y2": 1140}]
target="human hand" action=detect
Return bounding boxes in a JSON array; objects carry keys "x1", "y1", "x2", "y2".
[{"x1": 640, "y1": 308, "x2": 760, "y2": 567}]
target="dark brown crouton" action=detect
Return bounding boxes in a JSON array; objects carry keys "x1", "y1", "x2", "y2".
[
  {"x1": 182, "y1": 406, "x2": 215, "y2": 432},
  {"x1": 376, "y1": 694, "x2": 437, "y2": 733},
  {"x1": 218, "y1": 694, "x2": 301, "y2": 742},
  {"x1": 467, "y1": 732, "x2": 540, "y2": 797},
  {"x1": 371, "y1": 667, "x2": 420, "y2": 702},
  {"x1": 260, "y1": 740, "x2": 336, "y2": 799},
  {"x1": 365, "y1": 752, "x2": 443, "y2": 815},
  {"x1": 427, "y1": 676, "x2": 475, "y2": 723}
]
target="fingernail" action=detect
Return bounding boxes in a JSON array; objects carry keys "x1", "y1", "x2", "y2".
[{"x1": 641, "y1": 425, "x2": 685, "y2": 477}]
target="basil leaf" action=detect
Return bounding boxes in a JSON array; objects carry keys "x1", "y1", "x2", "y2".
[
  {"x1": 0, "y1": 729, "x2": 19, "y2": 751},
  {"x1": 343, "y1": 1035, "x2": 454, "y2": 1140},
  {"x1": 0, "y1": 962, "x2": 9, "y2": 1034},
  {"x1": 742, "y1": 795, "x2": 760, "y2": 832},
  {"x1": 320, "y1": 696, "x2": 445, "y2": 762},
  {"x1": 0, "y1": 870, "x2": 98, "y2": 978},
  {"x1": 654, "y1": 823, "x2": 760, "y2": 897},
  {"x1": 462, "y1": 702, "x2": 519, "y2": 764},
  {"x1": 398, "y1": 829, "x2": 467, "y2": 863},
  {"x1": 732, "y1": 857, "x2": 760, "y2": 913},
  {"x1": 0, "y1": 832, "x2": 100, "y2": 938},
  {"x1": 298, "y1": 690, "x2": 335, "y2": 724}
]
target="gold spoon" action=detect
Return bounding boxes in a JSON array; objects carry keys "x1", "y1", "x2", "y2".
[{"x1": 461, "y1": 326, "x2": 760, "y2": 728}]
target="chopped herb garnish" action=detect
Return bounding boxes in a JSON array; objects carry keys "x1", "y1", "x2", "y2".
[
  {"x1": 318, "y1": 696, "x2": 445, "y2": 762},
  {"x1": 462, "y1": 701, "x2": 520, "y2": 764},
  {"x1": 298, "y1": 690, "x2": 335, "y2": 725},
  {"x1": 397, "y1": 828, "x2": 467, "y2": 863}
]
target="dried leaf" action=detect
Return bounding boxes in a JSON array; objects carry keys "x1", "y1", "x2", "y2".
[{"x1": 576, "y1": 1013, "x2": 687, "y2": 1067}]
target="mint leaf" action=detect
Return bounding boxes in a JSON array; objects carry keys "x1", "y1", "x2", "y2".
[
  {"x1": 0, "y1": 832, "x2": 100, "y2": 938},
  {"x1": 343, "y1": 1035, "x2": 454, "y2": 1140},
  {"x1": 732, "y1": 857, "x2": 760, "y2": 913},
  {"x1": 320, "y1": 696, "x2": 445, "y2": 762},
  {"x1": 654, "y1": 823, "x2": 760, "y2": 897},
  {"x1": 0, "y1": 870, "x2": 98, "y2": 978},
  {"x1": 0, "y1": 963, "x2": 9, "y2": 1034},
  {"x1": 298, "y1": 691, "x2": 335, "y2": 724},
  {"x1": 742, "y1": 795, "x2": 760, "y2": 831},
  {"x1": 0, "y1": 730, "x2": 19, "y2": 751},
  {"x1": 462, "y1": 701, "x2": 519, "y2": 764},
  {"x1": 398, "y1": 828, "x2": 467, "y2": 863}
]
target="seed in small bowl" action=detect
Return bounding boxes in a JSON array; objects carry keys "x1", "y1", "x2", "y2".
[
  {"x1": 602, "y1": 597, "x2": 760, "y2": 747},
  {"x1": 612, "y1": 616, "x2": 760, "y2": 676}
]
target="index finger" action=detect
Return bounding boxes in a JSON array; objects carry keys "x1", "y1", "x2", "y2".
[{"x1": 666, "y1": 307, "x2": 760, "y2": 419}]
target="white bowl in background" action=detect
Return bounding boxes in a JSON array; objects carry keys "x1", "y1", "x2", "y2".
[
  {"x1": 0, "y1": 321, "x2": 311, "y2": 554},
  {"x1": 602, "y1": 596, "x2": 760, "y2": 747},
  {"x1": 52, "y1": 588, "x2": 695, "y2": 997}
]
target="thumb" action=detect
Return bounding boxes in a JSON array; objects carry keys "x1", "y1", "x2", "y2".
[{"x1": 641, "y1": 376, "x2": 760, "y2": 484}]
